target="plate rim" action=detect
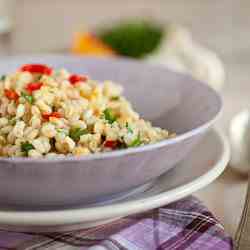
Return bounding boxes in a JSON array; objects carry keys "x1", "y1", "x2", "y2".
[{"x1": 0, "y1": 128, "x2": 230, "y2": 226}]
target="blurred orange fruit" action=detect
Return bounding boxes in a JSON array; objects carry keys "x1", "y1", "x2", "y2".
[{"x1": 71, "y1": 32, "x2": 116, "y2": 57}]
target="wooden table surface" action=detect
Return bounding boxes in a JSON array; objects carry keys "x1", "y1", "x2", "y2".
[{"x1": 1, "y1": 0, "x2": 249, "y2": 237}]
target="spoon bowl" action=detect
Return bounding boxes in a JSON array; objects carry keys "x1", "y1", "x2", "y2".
[{"x1": 230, "y1": 109, "x2": 250, "y2": 174}]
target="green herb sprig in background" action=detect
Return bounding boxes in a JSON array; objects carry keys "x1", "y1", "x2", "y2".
[{"x1": 97, "y1": 19, "x2": 165, "y2": 58}]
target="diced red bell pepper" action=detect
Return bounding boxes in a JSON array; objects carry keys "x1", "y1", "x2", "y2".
[
  {"x1": 25, "y1": 82, "x2": 43, "y2": 93},
  {"x1": 104, "y1": 140, "x2": 117, "y2": 149},
  {"x1": 20, "y1": 64, "x2": 52, "y2": 75},
  {"x1": 4, "y1": 89, "x2": 19, "y2": 101},
  {"x1": 68, "y1": 74, "x2": 87, "y2": 85},
  {"x1": 42, "y1": 112, "x2": 62, "y2": 120}
]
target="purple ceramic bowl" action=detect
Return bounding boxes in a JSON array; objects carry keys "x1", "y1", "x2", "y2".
[{"x1": 0, "y1": 55, "x2": 221, "y2": 208}]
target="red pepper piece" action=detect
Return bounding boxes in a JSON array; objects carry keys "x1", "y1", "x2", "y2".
[
  {"x1": 25, "y1": 82, "x2": 43, "y2": 93},
  {"x1": 68, "y1": 74, "x2": 87, "y2": 85},
  {"x1": 42, "y1": 112, "x2": 62, "y2": 121},
  {"x1": 104, "y1": 140, "x2": 117, "y2": 149},
  {"x1": 20, "y1": 64, "x2": 52, "y2": 75},
  {"x1": 4, "y1": 89, "x2": 19, "y2": 101}
]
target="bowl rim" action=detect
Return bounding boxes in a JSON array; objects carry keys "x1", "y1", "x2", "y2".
[{"x1": 0, "y1": 54, "x2": 222, "y2": 163}]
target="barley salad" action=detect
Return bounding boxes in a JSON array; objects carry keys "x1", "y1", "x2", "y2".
[{"x1": 0, "y1": 64, "x2": 174, "y2": 157}]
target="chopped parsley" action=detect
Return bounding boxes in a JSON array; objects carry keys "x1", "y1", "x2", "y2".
[
  {"x1": 111, "y1": 96, "x2": 119, "y2": 101},
  {"x1": 9, "y1": 117, "x2": 17, "y2": 126},
  {"x1": 126, "y1": 122, "x2": 133, "y2": 134},
  {"x1": 128, "y1": 135, "x2": 142, "y2": 147},
  {"x1": 103, "y1": 108, "x2": 117, "y2": 124},
  {"x1": 56, "y1": 128, "x2": 68, "y2": 135},
  {"x1": 69, "y1": 127, "x2": 88, "y2": 142},
  {"x1": 21, "y1": 91, "x2": 34, "y2": 104},
  {"x1": 36, "y1": 75, "x2": 43, "y2": 81},
  {"x1": 0, "y1": 75, "x2": 6, "y2": 81},
  {"x1": 117, "y1": 140, "x2": 127, "y2": 149},
  {"x1": 21, "y1": 142, "x2": 34, "y2": 155}
]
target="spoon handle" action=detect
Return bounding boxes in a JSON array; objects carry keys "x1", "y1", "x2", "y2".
[{"x1": 235, "y1": 174, "x2": 250, "y2": 249}]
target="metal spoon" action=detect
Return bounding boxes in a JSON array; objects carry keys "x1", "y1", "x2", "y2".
[
  {"x1": 230, "y1": 110, "x2": 250, "y2": 249},
  {"x1": 229, "y1": 109, "x2": 250, "y2": 175}
]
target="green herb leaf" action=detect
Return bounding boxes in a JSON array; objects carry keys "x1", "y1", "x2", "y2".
[
  {"x1": 21, "y1": 92, "x2": 34, "y2": 104},
  {"x1": 9, "y1": 117, "x2": 17, "y2": 126},
  {"x1": 128, "y1": 135, "x2": 142, "y2": 147},
  {"x1": 56, "y1": 128, "x2": 68, "y2": 135},
  {"x1": 111, "y1": 96, "x2": 119, "y2": 101},
  {"x1": 69, "y1": 127, "x2": 88, "y2": 142},
  {"x1": 98, "y1": 20, "x2": 164, "y2": 58},
  {"x1": 103, "y1": 108, "x2": 117, "y2": 124},
  {"x1": 21, "y1": 142, "x2": 34, "y2": 155},
  {"x1": 0, "y1": 75, "x2": 6, "y2": 81},
  {"x1": 126, "y1": 122, "x2": 133, "y2": 134},
  {"x1": 117, "y1": 140, "x2": 126, "y2": 149},
  {"x1": 37, "y1": 75, "x2": 43, "y2": 81}
]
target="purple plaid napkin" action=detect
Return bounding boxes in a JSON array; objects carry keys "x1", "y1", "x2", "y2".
[{"x1": 0, "y1": 196, "x2": 233, "y2": 250}]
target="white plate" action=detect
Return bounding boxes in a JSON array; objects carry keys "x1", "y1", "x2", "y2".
[{"x1": 0, "y1": 128, "x2": 230, "y2": 232}]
